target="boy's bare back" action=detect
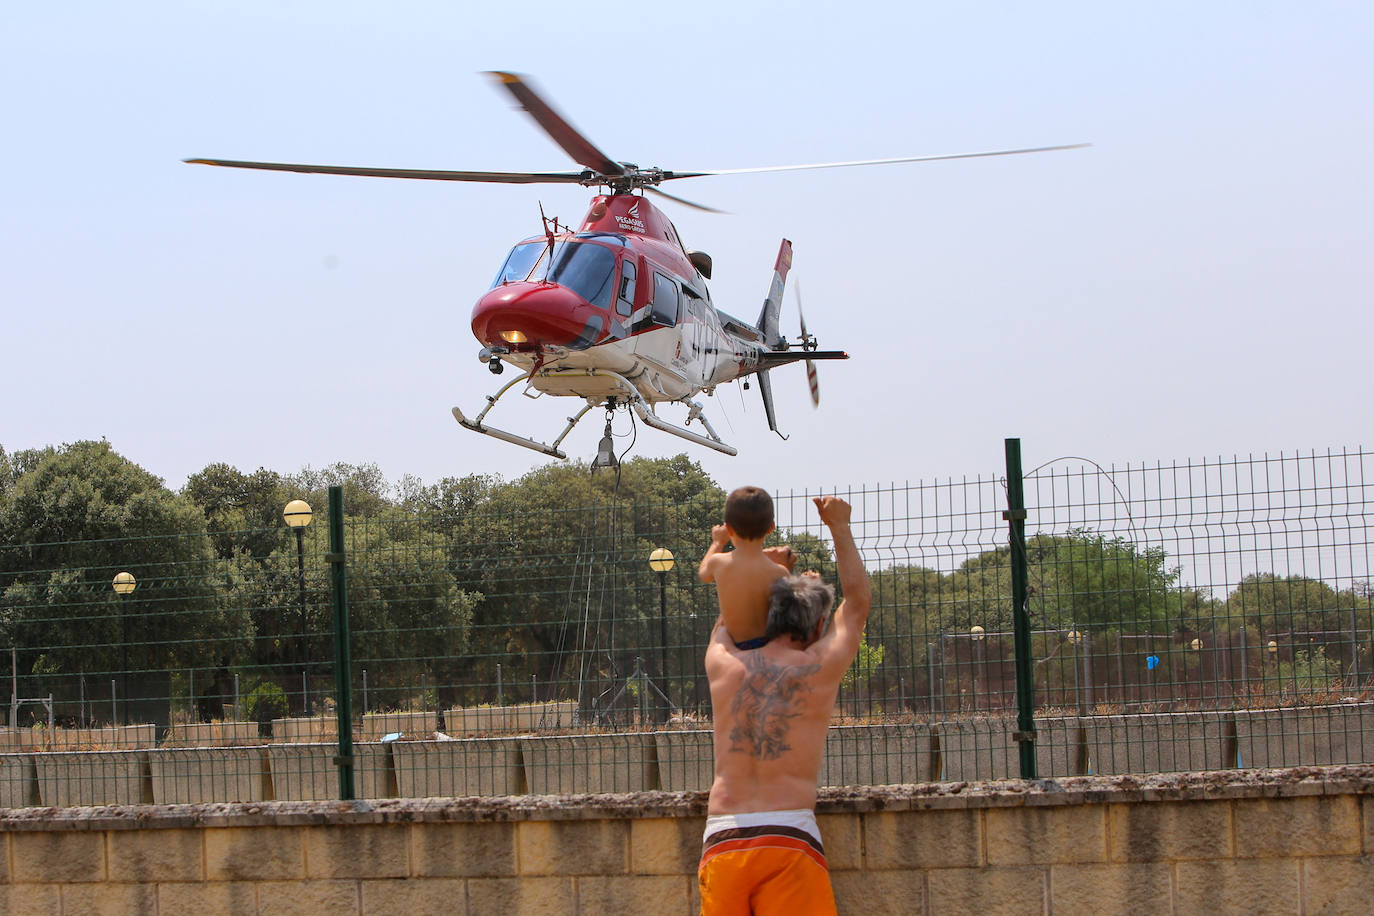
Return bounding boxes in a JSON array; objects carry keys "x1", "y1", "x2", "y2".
[{"x1": 699, "y1": 523, "x2": 793, "y2": 645}]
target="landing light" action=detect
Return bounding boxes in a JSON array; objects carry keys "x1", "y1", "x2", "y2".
[{"x1": 499, "y1": 330, "x2": 528, "y2": 344}]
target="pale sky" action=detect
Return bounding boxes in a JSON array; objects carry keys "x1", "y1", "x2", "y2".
[{"x1": 3, "y1": 1, "x2": 1371, "y2": 497}]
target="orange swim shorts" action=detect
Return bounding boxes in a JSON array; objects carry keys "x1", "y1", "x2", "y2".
[{"x1": 698, "y1": 811, "x2": 837, "y2": 915}]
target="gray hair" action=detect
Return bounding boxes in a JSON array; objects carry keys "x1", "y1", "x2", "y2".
[{"x1": 765, "y1": 574, "x2": 836, "y2": 643}]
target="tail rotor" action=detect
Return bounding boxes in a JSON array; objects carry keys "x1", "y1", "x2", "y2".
[{"x1": 796, "y1": 281, "x2": 820, "y2": 407}]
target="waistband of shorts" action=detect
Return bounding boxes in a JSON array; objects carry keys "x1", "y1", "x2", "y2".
[{"x1": 702, "y1": 809, "x2": 821, "y2": 850}]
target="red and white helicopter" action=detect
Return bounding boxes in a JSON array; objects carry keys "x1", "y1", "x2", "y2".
[{"x1": 189, "y1": 73, "x2": 1084, "y2": 462}]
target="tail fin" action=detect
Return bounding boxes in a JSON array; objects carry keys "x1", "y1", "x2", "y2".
[
  {"x1": 755, "y1": 239, "x2": 793, "y2": 348},
  {"x1": 755, "y1": 240, "x2": 793, "y2": 438}
]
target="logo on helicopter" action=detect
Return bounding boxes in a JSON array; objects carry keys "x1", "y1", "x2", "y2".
[{"x1": 614, "y1": 200, "x2": 646, "y2": 233}]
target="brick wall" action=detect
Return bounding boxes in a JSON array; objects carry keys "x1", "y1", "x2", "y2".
[{"x1": 0, "y1": 766, "x2": 1369, "y2": 914}]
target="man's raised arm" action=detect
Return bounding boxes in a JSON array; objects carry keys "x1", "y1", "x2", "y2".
[{"x1": 813, "y1": 496, "x2": 871, "y2": 645}]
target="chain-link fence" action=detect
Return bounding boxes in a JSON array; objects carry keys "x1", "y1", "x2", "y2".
[{"x1": 0, "y1": 445, "x2": 1369, "y2": 805}]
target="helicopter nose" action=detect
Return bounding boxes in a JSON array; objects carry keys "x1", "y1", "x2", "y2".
[{"x1": 471, "y1": 282, "x2": 603, "y2": 351}]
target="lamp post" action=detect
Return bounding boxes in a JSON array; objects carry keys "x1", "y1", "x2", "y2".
[
  {"x1": 970, "y1": 625, "x2": 985, "y2": 710},
  {"x1": 112, "y1": 572, "x2": 136, "y2": 724},
  {"x1": 284, "y1": 500, "x2": 313, "y2": 716},
  {"x1": 649, "y1": 547, "x2": 675, "y2": 719}
]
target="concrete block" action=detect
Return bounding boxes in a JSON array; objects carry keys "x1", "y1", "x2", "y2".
[
  {"x1": 517, "y1": 819, "x2": 629, "y2": 876},
  {"x1": 653, "y1": 730, "x2": 713, "y2": 792},
  {"x1": 148, "y1": 746, "x2": 270, "y2": 804},
  {"x1": 936, "y1": 717, "x2": 1082, "y2": 780},
  {"x1": 1175, "y1": 859, "x2": 1299, "y2": 913},
  {"x1": 155, "y1": 882, "x2": 263, "y2": 914},
  {"x1": 577, "y1": 875, "x2": 692, "y2": 916},
  {"x1": 206, "y1": 826, "x2": 306, "y2": 881},
  {"x1": 0, "y1": 753, "x2": 38, "y2": 807},
  {"x1": 1085, "y1": 712, "x2": 1232, "y2": 775},
  {"x1": 270, "y1": 716, "x2": 338, "y2": 743},
  {"x1": 390, "y1": 738, "x2": 524, "y2": 797},
  {"x1": 927, "y1": 866, "x2": 1046, "y2": 916},
  {"x1": 360, "y1": 711, "x2": 436, "y2": 741},
  {"x1": 630, "y1": 816, "x2": 703, "y2": 875},
  {"x1": 1235, "y1": 704, "x2": 1374, "y2": 768},
  {"x1": 831, "y1": 871, "x2": 923, "y2": 916},
  {"x1": 33, "y1": 750, "x2": 151, "y2": 805},
  {"x1": 359, "y1": 878, "x2": 468, "y2": 914},
  {"x1": 1108, "y1": 799, "x2": 1232, "y2": 862},
  {"x1": 11, "y1": 830, "x2": 105, "y2": 883},
  {"x1": 0, "y1": 886, "x2": 61, "y2": 915},
  {"x1": 1234, "y1": 795, "x2": 1361, "y2": 858},
  {"x1": 936, "y1": 717, "x2": 1016, "y2": 781},
  {"x1": 58, "y1": 883, "x2": 158, "y2": 915},
  {"x1": 303, "y1": 823, "x2": 408, "y2": 879},
  {"x1": 1050, "y1": 862, "x2": 1171, "y2": 914},
  {"x1": 258, "y1": 878, "x2": 365, "y2": 916},
  {"x1": 822, "y1": 724, "x2": 933, "y2": 786},
  {"x1": 863, "y1": 808, "x2": 982, "y2": 869},
  {"x1": 47, "y1": 725, "x2": 157, "y2": 750},
  {"x1": 817, "y1": 813, "x2": 862, "y2": 871},
  {"x1": 987, "y1": 803, "x2": 1107, "y2": 865},
  {"x1": 410, "y1": 821, "x2": 518, "y2": 878},
  {"x1": 107, "y1": 828, "x2": 203, "y2": 882},
  {"x1": 449, "y1": 705, "x2": 506, "y2": 736},
  {"x1": 520, "y1": 733, "x2": 657, "y2": 794},
  {"x1": 163, "y1": 721, "x2": 260, "y2": 747},
  {"x1": 467, "y1": 877, "x2": 577, "y2": 916},
  {"x1": 266, "y1": 742, "x2": 393, "y2": 801},
  {"x1": 1303, "y1": 855, "x2": 1374, "y2": 916}
]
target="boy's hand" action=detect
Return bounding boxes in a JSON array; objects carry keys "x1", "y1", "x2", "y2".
[
  {"x1": 710, "y1": 524, "x2": 730, "y2": 547},
  {"x1": 812, "y1": 495, "x2": 852, "y2": 528},
  {"x1": 764, "y1": 545, "x2": 798, "y2": 571}
]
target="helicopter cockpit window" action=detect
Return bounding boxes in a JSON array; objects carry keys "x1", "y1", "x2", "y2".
[
  {"x1": 650, "y1": 272, "x2": 679, "y2": 327},
  {"x1": 490, "y1": 240, "x2": 616, "y2": 311},
  {"x1": 491, "y1": 242, "x2": 545, "y2": 287},
  {"x1": 616, "y1": 259, "x2": 637, "y2": 317},
  {"x1": 548, "y1": 241, "x2": 616, "y2": 310}
]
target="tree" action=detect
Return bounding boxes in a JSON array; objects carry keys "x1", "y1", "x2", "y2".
[
  {"x1": 0, "y1": 441, "x2": 226, "y2": 715},
  {"x1": 182, "y1": 463, "x2": 291, "y2": 560}
]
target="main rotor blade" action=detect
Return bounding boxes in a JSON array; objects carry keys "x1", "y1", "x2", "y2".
[
  {"x1": 662, "y1": 143, "x2": 1091, "y2": 181},
  {"x1": 184, "y1": 158, "x2": 589, "y2": 184},
  {"x1": 646, "y1": 186, "x2": 728, "y2": 214},
  {"x1": 486, "y1": 71, "x2": 626, "y2": 178}
]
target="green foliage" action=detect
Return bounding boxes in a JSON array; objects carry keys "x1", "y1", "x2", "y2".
[
  {"x1": 1272, "y1": 647, "x2": 1343, "y2": 693},
  {"x1": 1227, "y1": 573, "x2": 1347, "y2": 633},
  {"x1": 244, "y1": 680, "x2": 288, "y2": 725}
]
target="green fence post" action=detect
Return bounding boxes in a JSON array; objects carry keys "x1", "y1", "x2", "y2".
[
  {"x1": 1004, "y1": 438, "x2": 1037, "y2": 778},
  {"x1": 327, "y1": 485, "x2": 356, "y2": 801}
]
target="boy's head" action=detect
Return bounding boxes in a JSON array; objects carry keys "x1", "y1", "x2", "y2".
[
  {"x1": 724, "y1": 486, "x2": 774, "y2": 541},
  {"x1": 765, "y1": 574, "x2": 836, "y2": 644}
]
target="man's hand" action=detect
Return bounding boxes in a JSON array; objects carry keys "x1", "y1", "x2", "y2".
[
  {"x1": 763, "y1": 545, "x2": 798, "y2": 572},
  {"x1": 812, "y1": 495, "x2": 852, "y2": 529}
]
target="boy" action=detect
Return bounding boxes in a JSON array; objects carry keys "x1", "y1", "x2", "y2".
[{"x1": 698, "y1": 485, "x2": 796, "y2": 649}]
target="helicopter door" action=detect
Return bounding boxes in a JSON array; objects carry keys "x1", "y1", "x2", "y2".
[{"x1": 649, "y1": 272, "x2": 679, "y2": 327}]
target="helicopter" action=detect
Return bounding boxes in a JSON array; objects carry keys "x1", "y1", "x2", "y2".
[{"x1": 188, "y1": 72, "x2": 1085, "y2": 462}]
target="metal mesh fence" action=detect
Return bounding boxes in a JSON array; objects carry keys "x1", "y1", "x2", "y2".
[{"x1": 0, "y1": 447, "x2": 1369, "y2": 806}]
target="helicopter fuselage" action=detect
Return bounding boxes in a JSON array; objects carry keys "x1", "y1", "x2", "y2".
[{"x1": 471, "y1": 193, "x2": 761, "y2": 406}]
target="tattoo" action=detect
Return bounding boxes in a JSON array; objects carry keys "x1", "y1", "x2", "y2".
[{"x1": 727, "y1": 653, "x2": 821, "y2": 759}]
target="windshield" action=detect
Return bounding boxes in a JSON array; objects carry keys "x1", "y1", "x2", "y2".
[{"x1": 490, "y1": 240, "x2": 617, "y2": 310}]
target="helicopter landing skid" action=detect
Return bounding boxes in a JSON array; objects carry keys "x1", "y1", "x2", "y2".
[
  {"x1": 452, "y1": 368, "x2": 738, "y2": 458},
  {"x1": 452, "y1": 371, "x2": 594, "y2": 459}
]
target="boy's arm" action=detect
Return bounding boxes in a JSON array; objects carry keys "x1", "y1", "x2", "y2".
[{"x1": 698, "y1": 524, "x2": 731, "y2": 583}]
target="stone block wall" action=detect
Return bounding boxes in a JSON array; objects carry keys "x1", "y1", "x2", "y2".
[{"x1": 0, "y1": 766, "x2": 1370, "y2": 914}]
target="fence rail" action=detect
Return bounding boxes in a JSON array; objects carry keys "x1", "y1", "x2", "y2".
[{"x1": 0, "y1": 445, "x2": 1369, "y2": 806}]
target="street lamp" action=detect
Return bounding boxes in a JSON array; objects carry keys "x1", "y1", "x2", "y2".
[
  {"x1": 649, "y1": 548, "x2": 675, "y2": 720},
  {"x1": 284, "y1": 499, "x2": 313, "y2": 715},
  {"x1": 112, "y1": 572, "x2": 136, "y2": 724}
]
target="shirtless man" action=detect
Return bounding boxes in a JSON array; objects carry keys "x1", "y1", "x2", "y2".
[
  {"x1": 698, "y1": 495, "x2": 870, "y2": 915},
  {"x1": 698, "y1": 486, "x2": 797, "y2": 650}
]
